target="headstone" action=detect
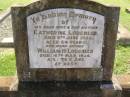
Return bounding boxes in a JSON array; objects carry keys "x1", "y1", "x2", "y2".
[
  {"x1": 10, "y1": 0, "x2": 121, "y2": 97},
  {"x1": 11, "y1": 0, "x2": 120, "y2": 81},
  {"x1": 27, "y1": 8, "x2": 104, "y2": 69}
]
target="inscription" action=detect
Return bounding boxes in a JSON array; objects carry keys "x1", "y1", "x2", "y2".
[{"x1": 27, "y1": 8, "x2": 105, "y2": 68}]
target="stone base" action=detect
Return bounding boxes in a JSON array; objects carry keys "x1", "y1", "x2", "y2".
[
  {"x1": 0, "y1": 37, "x2": 14, "y2": 48},
  {"x1": 0, "y1": 80, "x2": 122, "y2": 97},
  {"x1": 0, "y1": 76, "x2": 17, "y2": 91}
]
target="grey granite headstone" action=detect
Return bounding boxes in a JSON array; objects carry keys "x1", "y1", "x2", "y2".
[
  {"x1": 3, "y1": 0, "x2": 122, "y2": 97},
  {"x1": 11, "y1": 0, "x2": 120, "y2": 82}
]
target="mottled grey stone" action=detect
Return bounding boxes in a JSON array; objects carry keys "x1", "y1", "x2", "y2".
[{"x1": 11, "y1": 0, "x2": 120, "y2": 82}]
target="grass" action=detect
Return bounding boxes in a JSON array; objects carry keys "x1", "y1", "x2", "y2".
[
  {"x1": 0, "y1": 44, "x2": 130, "y2": 76},
  {"x1": 0, "y1": 0, "x2": 32, "y2": 13},
  {"x1": 114, "y1": 44, "x2": 130, "y2": 74},
  {"x1": 96, "y1": 0, "x2": 130, "y2": 31},
  {"x1": 0, "y1": 49, "x2": 16, "y2": 76}
]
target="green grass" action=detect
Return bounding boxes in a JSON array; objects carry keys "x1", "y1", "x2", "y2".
[
  {"x1": 96, "y1": 0, "x2": 130, "y2": 31},
  {"x1": 114, "y1": 44, "x2": 130, "y2": 74},
  {"x1": 0, "y1": 0, "x2": 32, "y2": 13},
  {"x1": 0, "y1": 49, "x2": 16, "y2": 76}
]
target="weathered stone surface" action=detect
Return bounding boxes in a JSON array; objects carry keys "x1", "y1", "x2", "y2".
[
  {"x1": 27, "y1": 8, "x2": 104, "y2": 69},
  {"x1": 113, "y1": 75, "x2": 130, "y2": 97},
  {"x1": 0, "y1": 81, "x2": 122, "y2": 97},
  {"x1": 117, "y1": 25, "x2": 130, "y2": 45},
  {"x1": 0, "y1": 76, "x2": 18, "y2": 91},
  {"x1": 115, "y1": 75, "x2": 130, "y2": 89},
  {"x1": 11, "y1": 0, "x2": 120, "y2": 81},
  {"x1": 0, "y1": 37, "x2": 14, "y2": 48}
]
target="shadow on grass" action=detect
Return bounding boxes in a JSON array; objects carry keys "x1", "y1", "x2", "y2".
[{"x1": 116, "y1": 42, "x2": 130, "y2": 48}]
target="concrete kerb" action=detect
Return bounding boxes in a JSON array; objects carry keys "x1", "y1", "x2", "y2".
[
  {"x1": 117, "y1": 24, "x2": 130, "y2": 45},
  {"x1": 0, "y1": 37, "x2": 14, "y2": 48},
  {"x1": 0, "y1": 76, "x2": 18, "y2": 91}
]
